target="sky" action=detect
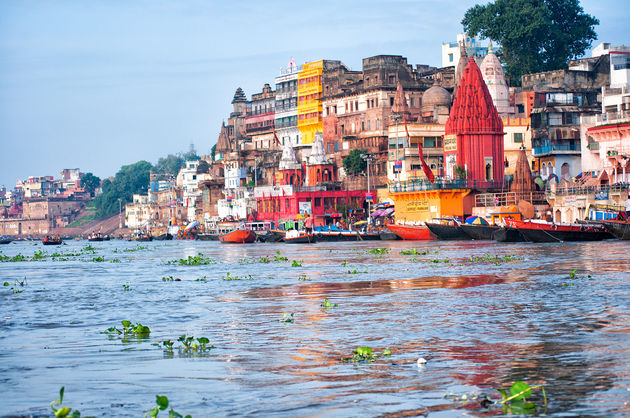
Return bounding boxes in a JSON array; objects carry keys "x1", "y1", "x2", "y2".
[{"x1": 0, "y1": 0, "x2": 628, "y2": 189}]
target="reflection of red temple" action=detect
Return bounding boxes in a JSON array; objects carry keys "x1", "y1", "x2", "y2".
[{"x1": 444, "y1": 57, "x2": 504, "y2": 183}]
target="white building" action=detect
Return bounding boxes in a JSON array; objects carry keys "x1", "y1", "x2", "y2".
[
  {"x1": 274, "y1": 58, "x2": 302, "y2": 147},
  {"x1": 442, "y1": 33, "x2": 488, "y2": 72},
  {"x1": 179, "y1": 160, "x2": 201, "y2": 222}
]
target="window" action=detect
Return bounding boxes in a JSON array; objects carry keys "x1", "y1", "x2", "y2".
[
  {"x1": 375, "y1": 98, "x2": 378, "y2": 107},
  {"x1": 390, "y1": 97, "x2": 395, "y2": 106},
  {"x1": 424, "y1": 137, "x2": 436, "y2": 147},
  {"x1": 549, "y1": 113, "x2": 562, "y2": 126},
  {"x1": 341, "y1": 124, "x2": 345, "y2": 135},
  {"x1": 334, "y1": 125, "x2": 338, "y2": 135},
  {"x1": 367, "y1": 120, "x2": 370, "y2": 130},
  {"x1": 334, "y1": 143, "x2": 338, "y2": 152},
  {"x1": 376, "y1": 119, "x2": 380, "y2": 129},
  {"x1": 361, "y1": 121, "x2": 365, "y2": 131},
  {"x1": 513, "y1": 133, "x2": 523, "y2": 143},
  {"x1": 449, "y1": 53, "x2": 453, "y2": 62}
]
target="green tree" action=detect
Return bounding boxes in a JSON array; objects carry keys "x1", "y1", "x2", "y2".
[
  {"x1": 154, "y1": 154, "x2": 184, "y2": 177},
  {"x1": 81, "y1": 172, "x2": 101, "y2": 197},
  {"x1": 210, "y1": 144, "x2": 217, "y2": 161},
  {"x1": 462, "y1": 0, "x2": 598, "y2": 85},
  {"x1": 182, "y1": 150, "x2": 201, "y2": 161},
  {"x1": 93, "y1": 160, "x2": 152, "y2": 218},
  {"x1": 343, "y1": 149, "x2": 367, "y2": 175}
]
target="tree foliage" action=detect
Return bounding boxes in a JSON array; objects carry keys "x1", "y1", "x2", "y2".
[
  {"x1": 462, "y1": 0, "x2": 599, "y2": 85},
  {"x1": 154, "y1": 154, "x2": 184, "y2": 177},
  {"x1": 343, "y1": 149, "x2": 367, "y2": 175},
  {"x1": 80, "y1": 172, "x2": 101, "y2": 197},
  {"x1": 93, "y1": 160, "x2": 152, "y2": 218}
]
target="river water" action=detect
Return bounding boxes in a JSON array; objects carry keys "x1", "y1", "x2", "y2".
[{"x1": 1, "y1": 239, "x2": 629, "y2": 416}]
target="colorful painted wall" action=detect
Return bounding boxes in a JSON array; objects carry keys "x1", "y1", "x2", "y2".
[{"x1": 298, "y1": 60, "x2": 324, "y2": 145}]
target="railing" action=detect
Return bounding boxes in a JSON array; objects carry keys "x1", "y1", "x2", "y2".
[
  {"x1": 278, "y1": 65, "x2": 303, "y2": 76},
  {"x1": 597, "y1": 110, "x2": 630, "y2": 123},
  {"x1": 274, "y1": 104, "x2": 297, "y2": 112},
  {"x1": 533, "y1": 143, "x2": 581, "y2": 155},
  {"x1": 389, "y1": 178, "x2": 507, "y2": 193},
  {"x1": 475, "y1": 191, "x2": 548, "y2": 207},
  {"x1": 548, "y1": 184, "x2": 628, "y2": 197}
]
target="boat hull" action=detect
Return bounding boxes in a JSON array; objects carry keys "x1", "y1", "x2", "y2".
[
  {"x1": 0, "y1": 239, "x2": 12, "y2": 244},
  {"x1": 506, "y1": 219, "x2": 612, "y2": 242},
  {"x1": 460, "y1": 224, "x2": 500, "y2": 240},
  {"x1": 219, "y1": 229, "x2": 256, "y2": 244},
  {"x1": 42, "y1": 240, "x2": 62, "y2": 245},
  {"x1": 387, "y1": 224, "x2": 435, "y2": 240},
  {"x1": 284, "y1": 234, "x2": 316, "y2": 244},
  {"x1": 601, "y1": 220, "x2": 630, "y2": 240},
  {"x1": 492, "y1": 227, "x2": 526, "y2": 242},
  {"x1": 425, "y1": 222, "x2": 471, "y2": 240},
  {"x1": 315, "y1": 231, "x2": 380, "y2": 241},
  {"x1": 155, "y1": 233, "x2": 173, "y2": 241}
]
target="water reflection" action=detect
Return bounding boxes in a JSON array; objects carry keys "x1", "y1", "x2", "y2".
[{"x1": 0, "y1": 239, "x2": 628, "y2": 415}]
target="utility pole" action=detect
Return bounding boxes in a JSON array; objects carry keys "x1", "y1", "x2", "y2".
[
  {"x1": 390, "y1": 114, "x2": 402, "y2": 183},
  {"x1": 361, "y1": 153, "x2": 373, "y2": 224},
  {"x1": 118, "y1": 198, "x2": 123, "y2": 230}
]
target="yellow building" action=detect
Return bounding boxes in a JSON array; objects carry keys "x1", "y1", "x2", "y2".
[{"x1": 297, "y1": 60, "x2": 324, "y2": 145}]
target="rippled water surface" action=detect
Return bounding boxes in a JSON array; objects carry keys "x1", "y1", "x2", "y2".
[{"x1": 1, "y1": 239, "x2": 630, "y2": 416}]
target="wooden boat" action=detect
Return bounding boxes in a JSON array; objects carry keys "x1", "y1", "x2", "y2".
[
  {"x1": 387, "y1": 224, "x2": 435, "y2": 240},
  {"x1": 599, "y1": 211, "x2": 630, "y2": 240},
  {"x1": 460, "y1": 224, "x2": 500, "y2": 240},
  {"x1": 0, "y1": 236, "x2": 12, "y2": 244},
  {"x1": 87, "y1": 232, "x2": 104, "y2": 242},
  {"x1": 256, "y1": 230, "x2": 285, "y2": 243},
  {"x1": 219, "y1": 228, "x2": 256, "y2": 244},
  {"x1": 378, "y1": 228, "x2": 400, "y2": 240},
  {"x1": 154, "y1": 233, "x2": 173, "y2": 241},
  {"x1": 505, "y1": 219, "x2": 612, "y2": 242},
  {"x1": 425, "y1": 219, "x2": 471, "y2": 240},
  {"x1": 196, "y1": 233, "x2": 219, "y2": 241},
  {"x1": 42, "y1": 236, "x2": 62, "y2": 245},
  {"x1": 315, "y1": 229, "x2": 380, "y2": 241},
  {"x1": 284, "y1": 230, "x2": 316, "y2": 244},
  {"x1": 491, "y1": 226, "x2": 526, "y2": 242}
]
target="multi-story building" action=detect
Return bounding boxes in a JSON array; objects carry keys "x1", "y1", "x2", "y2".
[
  {"x1": 274, "y1": 59, "x2": 302, "y2": 148},
  {"x1": 322, "y1": 55, "x2": 435, "y2": 188},
  {"x1": 441, "y1": 33, "x2": 488, "y2": 72},
  {"x1": 245, "y1": 83, "x2": 276, "y2": 150},
  {"x1": 298, "y1": 60, "x2": 343, "y2": 146}
]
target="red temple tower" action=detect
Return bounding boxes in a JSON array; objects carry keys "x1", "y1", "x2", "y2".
[{"x1": 444, "y1": 57, "x2": 504, "y2": 184}]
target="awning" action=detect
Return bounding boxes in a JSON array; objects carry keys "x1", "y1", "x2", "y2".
[{"x1": 185, "y1": 221, "x2": 200, "y2": 230}]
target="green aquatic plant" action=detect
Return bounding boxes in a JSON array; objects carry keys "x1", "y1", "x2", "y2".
[
  {"x1": 298, "y1": 273, "x2": 309, "y2": 281},
  {"x1": 280, "y1": 312, "x2": 295, "y2": 323},
  {"x1": 321, "y1": 298, "x2": 338, "y2": 309},
  {"x1": 92, "y1": 256, "x2": 106, "y2": 262},
  {"x1": 168, "y1": 253, "x2": 216, "y2": 265},
  {"x1": 162, "y1": 276, "x2": 175, "y2": 281},
  {"x1": 497, "y1": 381, "x2": 547, "y2": 414},
  {"x1": 124, "y1": 246, "x2": 148, "y2": 252},
  {"x1": 153, "y1": 335, "x2": 214, "y2": 355},
  {"x1": 341, "y1": 346, "x2": 391, "y2": 363},
  {"x1": 224, "y1": 272, "x2": 253, "y2": 281},
  {"x1": 291, "y1": 260, "x2": 303, "y2": 267},
  {"x1": 145, "y1": 395, "x2": 190, "y2": 418},
  {"x1": 31, "y1": 250, "x2": 47, "y2": 261},
  {"x1": 347, "y1": 267, "x2": 368, "y2": 274},
  {"x1": 105, "y1": 320, "x2": 150, "y2": 338},
  {"x1": 194, "y1": 276, "x2": 207, "y2": 282},
  {"x1": 50, "y1": 386, "x2": 82, "y2": 418},
  {"x1": 0, "y1": 253, "x2": 28, "y2": 262},
  {"x1": 273, "y1": 251, "x2": 288, "y2": 262},
  {"x1": 122, "y1": 284, "x2": 131, "y2": 291},
  {"x1": 400, "y1": 248, "x2": 430, "y2": 256},
  {"x1": 366, "y1": 248, "x2": 390, "y2": 254},
  {"x1": 341, "y1": 260, "x2": 347, "y2": 267}
]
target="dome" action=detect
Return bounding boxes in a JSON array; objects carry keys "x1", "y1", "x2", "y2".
[
  {"x1": 480, "y1": 52, "x2": 505, "y2": 82},
  {"x1": 421, "y1": 85, "x2": 451, "y2": 112}
]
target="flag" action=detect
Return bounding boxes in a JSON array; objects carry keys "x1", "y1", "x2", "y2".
[
  {"x1": 273, "y1": 132, "x2": 281, "y2": 146},
  {"x1": 405, "y1": 121, "x2": 434, "y2": 183}
]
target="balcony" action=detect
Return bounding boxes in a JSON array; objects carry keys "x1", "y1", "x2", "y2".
[
  {"x1": 532, "y1": 143, "x2": 581, "y2": 156},
  {"x1": 389, "y1": 178, "x2": 507, "y2": 193},
  {"x1": 597, "y1": 110, "x2": 630, "y2": 124}
]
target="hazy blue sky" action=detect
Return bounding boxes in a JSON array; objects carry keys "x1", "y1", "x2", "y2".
[{"x1": 0, "y1": 0, "x2": 627, "y2": 188}]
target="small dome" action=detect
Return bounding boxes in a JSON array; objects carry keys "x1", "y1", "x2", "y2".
[
  {"x1": 421, "y1": 85, "x2": 451, "y2": 112},
  {"x1": 480, "y1": 52, "x2": 505, "y2": 81}
]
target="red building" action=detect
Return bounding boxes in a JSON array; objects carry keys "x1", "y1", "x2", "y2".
[
  {"x1": 444, "y1": 57, "x2": 504, "y2": 183},
  {"x1": 255, "y1": 185, "x2": 375, "y2": 227}
]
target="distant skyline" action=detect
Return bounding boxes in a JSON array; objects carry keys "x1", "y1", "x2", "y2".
[{"x1": 0, "y1": 0, "x2": 627, "y2": 189}]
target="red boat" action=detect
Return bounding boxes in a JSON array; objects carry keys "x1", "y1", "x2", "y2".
[
  {"x1": 504, "y1": 219, "x2": 611, "y2": 242},
  {"x1": 387, "y1": 224, "x2": 435, "y2": 240},
  {"x1": 219, "y1": 229, "x2": 256, "y2": 244},
  {"x1": 42, "y1": 235, "x2": 63, "y2": 245}
]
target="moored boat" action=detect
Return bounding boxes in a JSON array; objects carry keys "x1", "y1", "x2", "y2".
[
  {"x1": 283, "y1": 229, "x2": 316, "y2": 244},
  {"x1": 315, "y1": 229, "x2": 379, "y2": 241},
  {"x1": 491, "y1": 226, "x2": 526, "y2": 242},
  {"x1": 378, "y1": 228, "x2": 400, "y2": 240},
  {"x1": 256, "y1": 230, "x2": 285, "y2": 243},
  {"x1": 154, "y1": 233, "x2": 173, "y2": 241},
  {"x1": 387, "y1": 224, "x2": 435, "y2": 240},
  {"x1": 425, "y1": 219, "x2": 471, "y2": 240},
  {"x1": 505, "y1": 219, "x2": 612, "y2": 242},
  {"x1": 599, "y1": 211, "x2": 630, "y2": 240},
  {"x1": 0, "y1": 236, "x2": 12, "y2": 244},
  {"x1": 219, "y1": 228, "x2": 256, "y2": 244},
  {"x1": 460, "y1": 216, "x2": 498, "y2": 240},
  {"x1": 87, "y1": 232, "x2": 104, "y2": 242}
]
